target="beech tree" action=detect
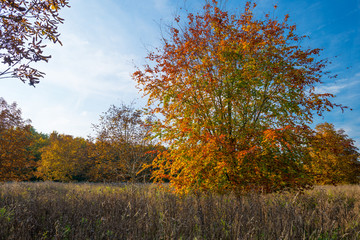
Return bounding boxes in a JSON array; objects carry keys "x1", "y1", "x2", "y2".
[
  {"x1": 133, "y1": 1, "x2": 345, "y2": 194},
  {"x1": 0, "y1": 0, "x2": 70, "y2": 86},
  {"x1": 37, "y1": 132, "x2": 91, "y2": 182},
  {"x1": 0, "y1": 97, "x2": 35, "y2": 181},
  {"x1": 307, "y1": 123, "x2": 360, "y2": 185}
]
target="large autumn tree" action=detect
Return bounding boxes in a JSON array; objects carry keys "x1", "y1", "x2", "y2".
[
  {"x1": 133, "y1": 1, "x2": 345, "y2": 194},
  {"x1": 0, "y1": 97, "x2": 35, "y2": 180},
  {"x1": 307, "y1": 123, "x2": 360, "y2": 185},
  {"x1": 0, "y1": 0, "x2": 70, "y2": 86}
]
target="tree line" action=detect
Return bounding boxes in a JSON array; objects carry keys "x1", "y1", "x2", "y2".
[
  {"x1": 0, "y1": 97, "x2": 163, "y2": 182},
  {"x1": 0, "y1": 96, "x2": 359, "y2": 185}
]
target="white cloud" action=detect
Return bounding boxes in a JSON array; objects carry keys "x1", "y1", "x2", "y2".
[
  {"x1": 315, "y1": 76, "x2": 360, "y2": 95},
  {"x1": 315, "y1": 83, "x2": 348, "y2": 94},
  {"x1": 38, "y1": 34, "x2": 139, "y2": 98},
  {"x1": 33, "y1": 104, "x2": 93, "y2": 136}
]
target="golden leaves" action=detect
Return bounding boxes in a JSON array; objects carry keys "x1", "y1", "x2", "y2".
[
  {"x1": 0, "y1": 98, "x2": 35, "y2": 181},
  {"x1": 37, "y1": 133, "x2": 90, "y2": 182},
  {"x1": 307, "y1": 123, "x2": 360, "y2": 185},
  {"x1": 133, "y1": 1, "x2": 348, "y2": 194}
]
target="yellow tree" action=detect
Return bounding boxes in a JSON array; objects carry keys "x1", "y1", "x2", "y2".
[
  {"x1": 0, "y1": 0, "x2": 70, "y2": 85},
  {"x1": 307, "y1": 123, "x2": 360, "y2": 184},
  {"x1": 37, "y1": 132, "x2": 91, "y2": 182},
  {"x1": 0, "y1": 97, "x2": 35, "y2": 181},
  {"x1": 133, "y1": 1, "x2": 345, "y2": 194}
]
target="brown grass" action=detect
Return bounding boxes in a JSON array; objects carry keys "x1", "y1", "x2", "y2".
[{"x1": 0, "y1": 182, "x2": 359, "y2": 239}]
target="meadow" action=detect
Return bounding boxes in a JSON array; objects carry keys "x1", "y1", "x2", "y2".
[{"x1": 0, "y1": 182, "x2": 359, "y2": 239}]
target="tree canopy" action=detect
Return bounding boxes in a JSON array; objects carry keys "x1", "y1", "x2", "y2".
[
  {"x1": 133, "y1": 1, "x2": 347, "y2": 194},
  {"x1": 91, "y1": 103, "x2": 158, "y2": 182},
  {"x1": 37, "y1": 132, "x2": 91, "y2": 182},
  {"x1": 307, "y1": 123, "x2": 360, "y2": 185},
  {"x1": 0, "y1": 97, "x2": 35, "y2": 180},
  {"x1": 0, "y1": 0, "x2": 69, "y2": 86}
]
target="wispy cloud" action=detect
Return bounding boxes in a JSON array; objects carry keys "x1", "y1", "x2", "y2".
[
  {"x1": 315, "y1": 83, "x2": 348, "y2": 95},
  {"x1": 315, "y1": 78, "x2": 358, "y2": 95}
]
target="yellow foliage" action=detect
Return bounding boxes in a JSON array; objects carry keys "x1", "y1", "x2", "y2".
[{"x1": 37, "y1": 133, "x2": 90, "y2": 182}]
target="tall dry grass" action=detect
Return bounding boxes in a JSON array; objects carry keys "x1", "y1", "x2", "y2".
[{"x1": 0, "y1": 182, "x2": 359, "y2": 239}]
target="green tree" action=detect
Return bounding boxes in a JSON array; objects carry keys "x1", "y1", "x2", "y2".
[
  {"x1": 133, "y1": 1, "x2": 345, "y2": 194},
  {"x1": 28, "y1": 127, "x2": 50, "y2": 162},
  {"x1": 0, "y1": 0, "x2": 70, "y2": 86},
  {"x1": 26, "y1": 127, "x2": 50, "y2": 180}
]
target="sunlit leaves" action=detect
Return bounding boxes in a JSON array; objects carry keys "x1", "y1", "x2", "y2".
[
  {"x1": 37, "y1": 132, "x2": 91, "y2": 182},
  {"x1": 133, "y1": 1, "x2": 344, "y2": 194}
]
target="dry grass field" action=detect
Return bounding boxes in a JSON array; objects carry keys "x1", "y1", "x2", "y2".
[{"x1": 0, "y1": 182, "x2": 359, "y2": 239}]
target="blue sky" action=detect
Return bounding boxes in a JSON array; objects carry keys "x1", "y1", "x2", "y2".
[{"x1": 1, "y1": 0, "x2": 359, "y2": 146}]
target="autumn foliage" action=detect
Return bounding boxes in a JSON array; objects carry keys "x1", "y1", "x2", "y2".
[
  {"x1": 0, "y1": 2, "x2": 359, "y2": 189},
  {"x1": 37, "y1": 132, "x2": 91, "y2": 182},
  {"x1": 31, "y1": 103, "x2": 160, "y2": 182},
  {"x1": 307, "y1": 123, "x2": 360, "y2": 185},
  {"x1": 90, "y1": 103, "x2": 160, "y2": 182},
  {"x1": 0, "y1": 97, "x2": 35, "y2": 180},
  {"x1": 0, "y1": 98, "x2": 159, "y2": 182},
  {"x1": 133, "y1": 1, "x2": 350, "y2": 194}
]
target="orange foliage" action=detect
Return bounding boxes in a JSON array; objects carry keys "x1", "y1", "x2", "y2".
[
  {"x1": 0, "y1": 97, "x2": 35, "y2": 181},
  {"x1": 133, "y1": 1, "x2": 345, "y2": 194}
]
